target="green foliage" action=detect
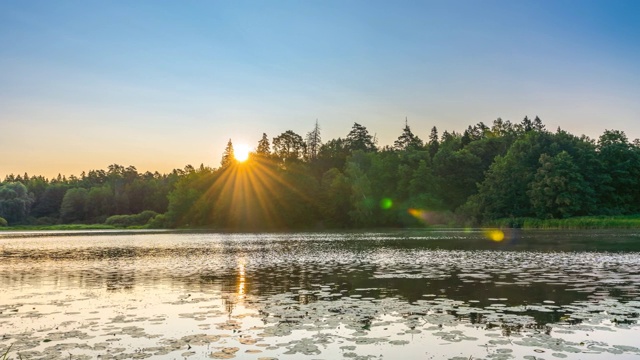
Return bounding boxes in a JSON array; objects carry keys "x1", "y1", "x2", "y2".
[
  {"x1": 86, "y1": 185, "x2": 115, "y2": 223},
  {"x1": 273, "y1": 130, "x2": 306, "y2": 162},
  {"x1": 147, "y1": 213, "x2": 168, "y2": 228},
  {"x1": 597, "y1": 130, "x2": 640, "y2": 213},
  {"x1": 491, "y1": 215, "x2": 640, "y2": 229},
  {"x1": 0, "y1": 163, "x2": 176, "y2": 228},
  {"x1": 428, "y1": 126, "x2": 439, "y2": 158},
  {"x1": 31, "y1": 183, "x2": 67, "y2": 219},
  {"x1": 345, "y1": 153, "x2": 375, "y2": 227},
  {"x1": 316, "y1": 138, "x2": 349, "y2": 176},
  {"x1": 0, "y1": 217, "x2": 7, "y2": 227},
  {"x1": 0, "y1": 182, "x2": 35, "y2": 225},
  {"x1": 433, "y1": 147, "x2": 482, "y2": 210},
  {"x1": 1, "y1": 224, "x2": 116, "y2": 231},
  {"x1": 409, "y1": 159, "x2": 440, "y2": 209},
  {"x1": 528, "y1": 151, "x2": 594, "y2": 218},
  {"x1": 318, "y1": 168, "x2": 351, "y2": 227},
  {"x1": 59, "y1": 188, "x2": 88, "y2": 223},
  {"x1": 33, "y1": 216, "x2": 57, "y2": 226},
  {"x1": 394, "y1": 121, "x2": 423, "y2": 150},
  {"x1": 345, "y1": 123, "x2": 377, "y2": 153},
  {"x1": 471, "y1": 131, "x2": 557, "y2": 221},
  {"x1": 105, "y1": 210, "x2": 159, "y2": 227},
  {"x1": 165, "y1": 168, "x2": 213, "y2": 227},
  {"x1": 104, "y1": 210, "x2": 158, "y2": 227}
]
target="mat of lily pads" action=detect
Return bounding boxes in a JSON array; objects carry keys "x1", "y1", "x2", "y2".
[{"x1": 1, "y1": 231, "x2": 639, "y2": 359}]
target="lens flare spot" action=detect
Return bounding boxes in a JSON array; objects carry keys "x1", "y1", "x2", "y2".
[
  {"x1": 408, "y1": 208, "x2": 422, "y2": 218},
  {"x1": 407, "y1": 208, "x2": 447, "y2": 225},
  {"x1": 485, "y1": 229, "x2": 505, "y2": 242},
  {"x1": 409, "y1": 208, "x2": 428, "y2": 221},
  {"x1": 380, "y1": 198, "x2": 393, "y2": 210}
]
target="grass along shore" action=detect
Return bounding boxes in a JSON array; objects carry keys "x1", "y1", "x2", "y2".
[
  {"x1": 0, "y1": 224, "x2": 119, "y2": 231},
  {"x1": 489, "y1": 215, "x2": 640, "y2": 229},
  {"x1": 1, "y1": 214, "x2": 640, "y2": 231}
]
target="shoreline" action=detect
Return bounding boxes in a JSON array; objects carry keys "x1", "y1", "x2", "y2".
[{"x1": 1, "y1": 217, "x2": 639, "y2": 233}]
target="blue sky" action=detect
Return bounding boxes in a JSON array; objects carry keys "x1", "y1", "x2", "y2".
[{"x1": 1, "y1": 0, "x2": 639, "y2": 178}]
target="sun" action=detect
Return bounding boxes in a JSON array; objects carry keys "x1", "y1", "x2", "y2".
[{"x1": 234, "y1": 143, "x2": 250, "y2": 162}]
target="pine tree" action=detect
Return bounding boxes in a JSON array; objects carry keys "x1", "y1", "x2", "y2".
[
  {"x1": 221, "y1": 139, "x2": 234, "y2": 167},
  {"x1": 256, "y1": 133, "x2": 271, "y2": 156},
  {"x1": 428, "y1": 126, "x2": 439, "y2": 158},
  {"x1": 533, "y1": 116, "x2": 545, "y2": 132},
  {"x1": 393, "y1": 118, "x2": 423, "y2": 150},
  {"x1": 306, "y1": 120, "x2": 322, "y2": 161},
  {"x1": 345, "y1": 123, "x2": 377, "y2": 152},
  {"x1": 520, "y1": 116, "x2": 534, "y2": 133}
]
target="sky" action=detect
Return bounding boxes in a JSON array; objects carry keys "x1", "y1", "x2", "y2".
[{"x1": 1, "y1": 0, "x2": 639, "y2": 178}]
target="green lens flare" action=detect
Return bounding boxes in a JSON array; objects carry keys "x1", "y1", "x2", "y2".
[{"x1": 380, "y1": 198, "x2": 393, "y2": 210}]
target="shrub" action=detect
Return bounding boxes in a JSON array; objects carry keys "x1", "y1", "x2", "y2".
[
  {"x1": 105, "y1": 210, "x2": 159, "y2": 228},
  {"x1": 0, "y1": 217, "x2": 7, "y2": 227},
  {"x1": 147, "y1": 213, "x2": 168, "y2": 229},
  {"x1": 34, "y1": 217, "x2": 58, "y2": 226}
]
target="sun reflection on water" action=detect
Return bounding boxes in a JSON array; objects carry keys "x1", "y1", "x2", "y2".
[{"x1": 238, "y1": 257, "x2": 246, "y2": 298}]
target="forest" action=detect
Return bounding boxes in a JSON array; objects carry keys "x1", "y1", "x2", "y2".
[{"x1": 1, "y1": 117, "x2": 640, "y2": 230}]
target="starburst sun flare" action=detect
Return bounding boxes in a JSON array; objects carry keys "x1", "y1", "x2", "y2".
[{"x1": 234, "y1": 144, "x2": 250, "y2": 162}]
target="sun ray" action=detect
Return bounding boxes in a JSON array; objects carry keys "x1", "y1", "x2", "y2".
[{"x1": 183, "y1": 153, "x2": 318, "y2": 230}]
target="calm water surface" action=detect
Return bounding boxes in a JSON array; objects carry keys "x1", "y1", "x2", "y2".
[{"x1": 1, "y1": 230, "x2": 639, "y2": 359}]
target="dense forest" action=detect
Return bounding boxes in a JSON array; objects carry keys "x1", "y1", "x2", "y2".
[{"x1": 1, "y1": 117, "x2": 639, "y2": 230}]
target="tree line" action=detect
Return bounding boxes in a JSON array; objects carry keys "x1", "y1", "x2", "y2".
[
  {"x1": 0, "y1": 165, "x2": 180, "y2": 226},
  {"x1": 1, "y1": 117, "x2": 639, "y2": 229}
]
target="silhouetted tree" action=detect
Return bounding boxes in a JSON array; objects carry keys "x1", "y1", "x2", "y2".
[
  {"x1": 394, "y1": 119, "x2": 423, "y2": 150},
  {"x1": 256, "y1": 133, "x2": 271, "y2": 156},
  {"x1": 306, "y1": 120, "x2": 322, "y2": 161},
  {"x1": 273, "y1": 130, "x2": 306, "y2": 162},
  {"x1": 221, "y1": 139, "x2": 235, "y2": 167},
  {"x1": 345, "y1": 123, "x2": 377, "y2": 153}
]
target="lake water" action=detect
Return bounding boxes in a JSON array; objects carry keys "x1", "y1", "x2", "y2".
[{"x1": 1, "y1": 230, "x2": 640, "y2": 360}]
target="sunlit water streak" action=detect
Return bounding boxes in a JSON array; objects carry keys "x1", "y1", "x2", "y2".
[{"x1": 0, "y1": 230, "x2": 639, "y2": 359}]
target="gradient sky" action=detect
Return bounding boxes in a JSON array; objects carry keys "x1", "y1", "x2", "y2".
[{"x1": 1, "y1": 0, "x2": 639, "y2": 178}]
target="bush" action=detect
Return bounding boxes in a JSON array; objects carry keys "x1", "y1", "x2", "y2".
[
  {"x1": 34, "y1": 217, "x2": 58, "y2": 226},
  {"x1": 0, "y1": 217, "x2": 7, "y2": 227},
  {"x1": 105, "y1": 210, "x2": 159, "y2": 228},
  {"x1": 146, "y1": 213, "x2": 168, "y2": 229}
]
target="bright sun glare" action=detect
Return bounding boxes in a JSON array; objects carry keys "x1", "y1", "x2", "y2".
[{"x1": 235, "y1": 144, "x2": 250, "y2": 162}]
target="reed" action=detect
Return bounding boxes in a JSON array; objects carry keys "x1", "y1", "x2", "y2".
[{"x1": 1, "y1": 345, "x2": 12, "y2": 360}]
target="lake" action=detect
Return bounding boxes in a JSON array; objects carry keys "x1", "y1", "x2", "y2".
[{"x1": 1, "y1": 230, "x2": 639, "y2": 359}]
